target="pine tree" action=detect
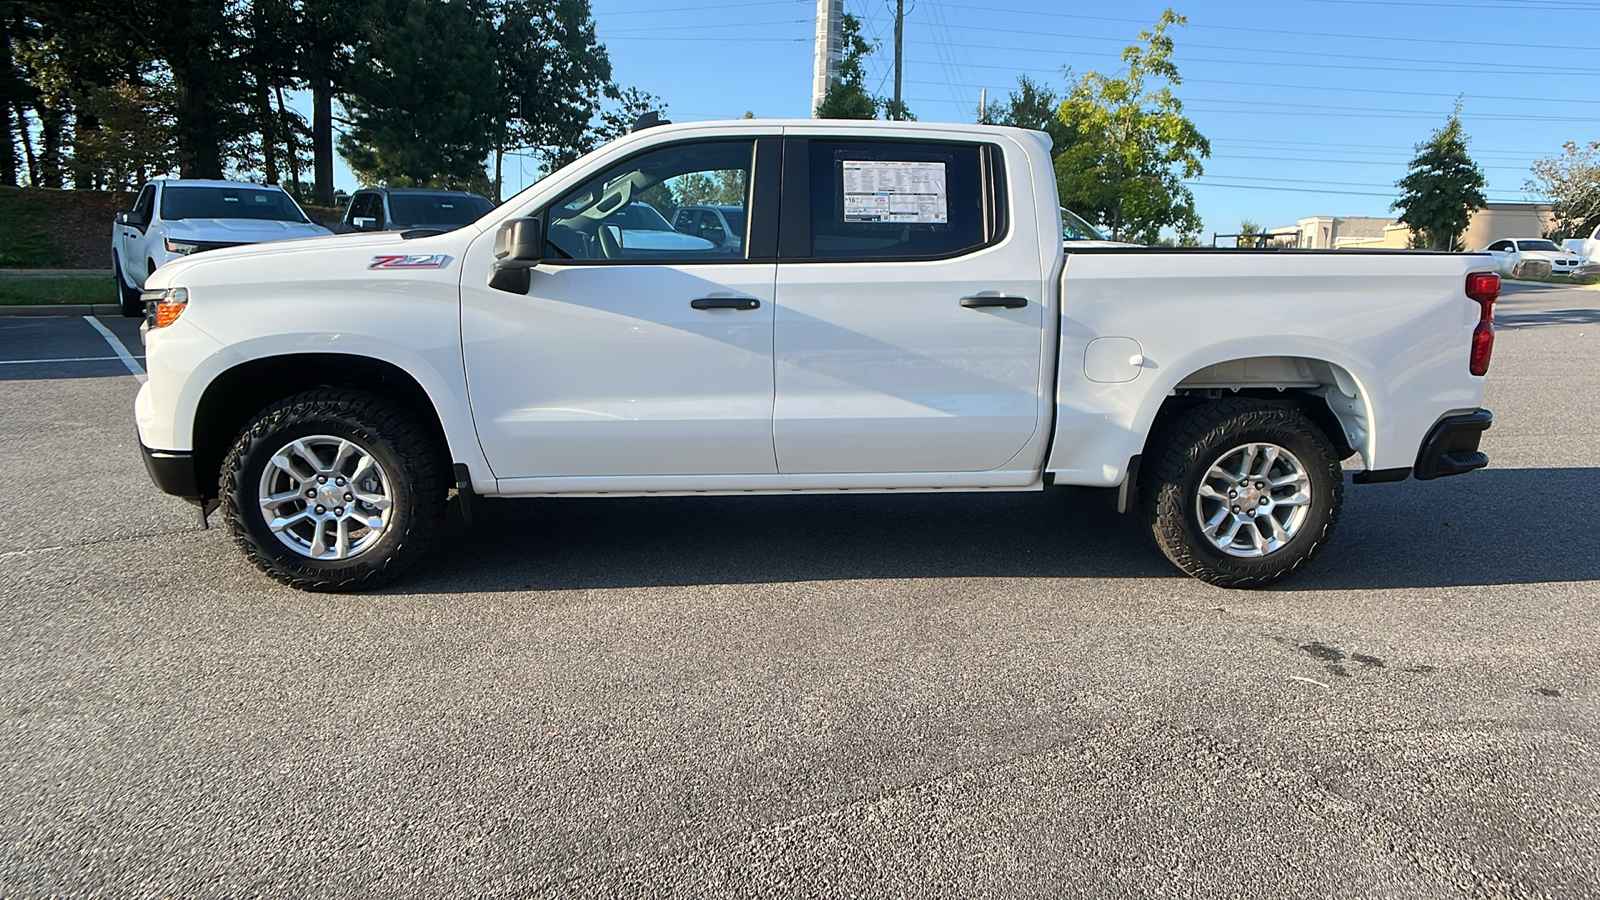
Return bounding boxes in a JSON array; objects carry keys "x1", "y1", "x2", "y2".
[
  {"x1": 340, "y1": 0, "x2": 500, "y2": 190},
  {"x1": 1393, "y1": 106, "x2": 1487, "y2": 251}
]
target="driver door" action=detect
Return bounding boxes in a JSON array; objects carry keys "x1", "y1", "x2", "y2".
[{"x1": 461, "y1": 137, "x2": 781, "y2": 483}]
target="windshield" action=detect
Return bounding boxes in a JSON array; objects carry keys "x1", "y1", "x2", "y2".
[
  {"x1": 160, "y1": 186, "x2": 307, "y2": 222},
  {"x1": 1061, "y1": 208, "x2": 1107, "y2": 241},
  {"x1": 1516, "y1": 239, "x2": 1560, "y2": 252},
  {"x1": 388, "y1": 193, "x2": 492, "y2": 227}
]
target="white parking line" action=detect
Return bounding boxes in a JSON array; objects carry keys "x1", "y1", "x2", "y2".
[
  {"x1": 82, "y1": 316, "x2": 147, "y2": 383},
  {"x1": 0, "y1": 356, "x2": 135, "y2": 365}
]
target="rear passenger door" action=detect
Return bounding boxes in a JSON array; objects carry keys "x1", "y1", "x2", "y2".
[{"x1": 771, "y1": 134, "x2": 1047, "y2": 475}]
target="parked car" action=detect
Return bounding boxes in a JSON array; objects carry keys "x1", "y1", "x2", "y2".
[
  {"x1": 672, "y1": 204, "x2": 745, "y2": 252},
  {"x1": 337, "y1": 188, "x2": 494, "y2": 234},
  {"x1": 1561, "y1": 224, "x2": 1600, "y2": 265},
  {"x1": 112, "y1": 180, "x2": 330, "y2": 317},
  {"x1": 1480, "y1": 237, "x2": 1586, "y2": 280},
  {"x1": 135, "y1": 119, "x2": 1498, "y2": 592},
  {"x1": 1060, "y1": 207, "x2": 1141, "y2": 247}
]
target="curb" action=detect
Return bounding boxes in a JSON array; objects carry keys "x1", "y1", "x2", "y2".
[
  {"x1": 0, "y1": 304, "x2": 124, "y2": 317},
  {"x1": 0, "y1": 269, "x2": 113, "y2": 277}
]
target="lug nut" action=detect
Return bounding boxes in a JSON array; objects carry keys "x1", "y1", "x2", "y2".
[
  {"x1": 344, "y1": 493, "x2": 353, "y2": 502},
  {"x1": 1231, "y1": 505, "x2": 1241, "y2": 513},
  {"x1": 306, "y1": 488, "x2": 316, "y2": 498},
  {"x1": 335, "y1": 477, "x2": 345, "y2": 486},
  {"x1": 1255, "y1": 481, "x2": 1264, "y2": 489},
  {"x1": 1259, "y1": 497, "x2": 1269, "y2": 505},
  {"x1": 1228, "y1": 489, "x2": 1237, "y2": 499},
  {"x1": 318, "y1": 475, "x2": 328, "y2": 484},
  {"x1": 335, "y1": 507, "x2": 344, "y2": 516},
  {"x1": 315, "y1": 505, "x2": 326, "y2": 515}
]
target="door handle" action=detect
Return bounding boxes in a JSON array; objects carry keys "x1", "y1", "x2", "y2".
[
  {"x1": 960, "y1": 295, "x2": 1028, "y2": 309},
  {"x1": 691, "y1": 297, "x2": 760, "y2": 310}
]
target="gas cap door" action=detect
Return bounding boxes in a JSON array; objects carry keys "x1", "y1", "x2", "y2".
[{"x1": 1084, "y1": 337, "x2": 1145, "y2": 384}]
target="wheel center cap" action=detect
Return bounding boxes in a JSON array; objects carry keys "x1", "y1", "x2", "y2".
[{"x1": 319, "y1": 483, "x2": 345, "y2": 507}]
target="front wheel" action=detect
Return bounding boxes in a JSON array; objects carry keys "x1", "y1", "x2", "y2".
[
  {"x1": 113, "y1": 256, "x2": 143, "y2": 317},
  {"x1": 222, "y1": 389, "x2": 449, "y2": 591},
  {"x1": 1144, "y1": 399, "x2": 1344, "y2": 588}
]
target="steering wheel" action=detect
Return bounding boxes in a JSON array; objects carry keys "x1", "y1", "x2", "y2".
[{"x1": 597, "y1": 224, "x2": 622, "y2": 259}]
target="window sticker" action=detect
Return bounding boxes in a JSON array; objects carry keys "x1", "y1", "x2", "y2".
[{"x1": 841, "y1": 160, "x2": 947, "y2": 224}]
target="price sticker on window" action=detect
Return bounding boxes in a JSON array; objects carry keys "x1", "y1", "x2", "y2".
[{"x1": 841, "y1": 160, "x2": 948, "y2": 224}]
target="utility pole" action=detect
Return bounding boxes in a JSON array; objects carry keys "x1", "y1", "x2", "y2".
[
  {"x1": 978, "y1": 88, "x2": 986, "y2": 124},
  {"x1": 812, "y1": 0, "x2": 842, "y2": 116},
  {"x1": 891, "y1": 0, "x2": 905, "y2": 120}
]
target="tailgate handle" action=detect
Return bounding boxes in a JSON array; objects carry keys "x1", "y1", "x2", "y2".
[
  {"x1": 961, "y1": 295, "x2": 1028, "y2": 309},
  {"x1": 691, "y1": 297, "x2": 760, "y2": 311}
]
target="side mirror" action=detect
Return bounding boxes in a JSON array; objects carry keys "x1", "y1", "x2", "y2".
[
  {"x1": 115, "y1": 211, "x2": 130, "y2": 226},
  {"x1": 353, "y1": 216, "x2": 378, "y2": 231},
  {"x1": 489, "y1": 216, "x2": 544, "y2": 294}
]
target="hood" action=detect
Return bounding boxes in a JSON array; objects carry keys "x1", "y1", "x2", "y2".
[
  {"x1": 147, "y1": 229, "x2": 431, "y2": 288},
  {"x1": 165, "y1": 218, "x2": 332, "y2": 242},
  {"x1": 1518, "y1": 249, "x2": 1579, "y2": 261},
  {"x1": 619, "y1": 229, "x2": 716, "y2": 251}
]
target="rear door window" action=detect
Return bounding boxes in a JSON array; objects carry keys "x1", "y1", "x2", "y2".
[{"x1": 788, "y1": 139, "x2": 1000, "y2": 261}]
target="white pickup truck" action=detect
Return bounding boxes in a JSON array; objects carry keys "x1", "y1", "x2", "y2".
[{"x1": 134, "y1": 119, "x2": 1499, "y2": 592}]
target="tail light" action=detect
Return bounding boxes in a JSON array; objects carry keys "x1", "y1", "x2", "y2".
[{"x1": 1466, "y1": 272, "x2": 1498, "y2": 376}]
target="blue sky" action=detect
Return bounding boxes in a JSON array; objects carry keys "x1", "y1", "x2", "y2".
[{"x1": 333, "y1": 0, "x2": 1600, "y2": 239}]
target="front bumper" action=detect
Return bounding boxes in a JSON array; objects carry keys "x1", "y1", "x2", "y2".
[
  {"x1": 140, "y1": 442, "x2": 206, "y2": 502},
  {"x1": 1413, "y1": 409, "x2": 1492, "y2": 481}
]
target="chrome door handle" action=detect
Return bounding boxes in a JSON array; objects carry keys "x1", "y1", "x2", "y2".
[{"x1": 960, "y1": 295, "x2": 1028, "y2": 309}]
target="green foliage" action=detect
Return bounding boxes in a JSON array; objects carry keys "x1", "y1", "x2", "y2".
[
  {"x1": 591, "y1": 86, "x2": 668, "y2": 148},
  {"x1": 0, "y1": 274, "x2": 106, "y2": 303},
  {"x1": 340, "y1": 0, "x2": 500, "y2": 191},
  {"x1": 1392, "y1": 107, "x2": 1487, "y2": 251},
  {"x1": 668, "y1": 170, "x2": 746, "y2": 207},
  {"x1": 0, "y1": 195, "x2": 63, "y2": 267},
  {"x1": 815, "y1": 13, "x2": 877, "y2": 120},
  {"x1": 1051, "y1": 9, "x2": 1209, "y2": 245},
  {"x1": 1527, "y1": 141, "x2": 1600, "y2": 243},
  {"x1": 981, "y1": 75, "x2": 1071, "y2": 154},
  {"x1": 490, "y1": 0, "x2": 612, "y2": 184}
]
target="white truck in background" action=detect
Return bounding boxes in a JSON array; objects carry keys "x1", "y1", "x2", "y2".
[{"x1": 133, "y1": 119, "x2": 1499, "y2": 591}]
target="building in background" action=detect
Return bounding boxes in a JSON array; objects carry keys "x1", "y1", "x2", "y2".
[{"x1": 1275, "y1": 203, "x2": 1555, "y2": 251}]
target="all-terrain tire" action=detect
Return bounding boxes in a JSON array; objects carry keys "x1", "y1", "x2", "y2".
[
  {"x1": 222, "y1": 389, "x2": 448, "y2": 591},
  {"x1": 113, "y1": 256, "x2": 143, "y2": 317},
  {"x1": 1143, "y1": 398, "x2": 1344, "y2": 588}
]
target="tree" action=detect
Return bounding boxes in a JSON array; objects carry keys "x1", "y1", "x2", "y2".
[
  {"x1": 1392, "y1": 106, "x2": 1486, "y2": 251},
  {"x1": 815, "y1": 13, "x2": 876, "y2": 119},
  {"x1": 340, "y1": 0, "x2": 500, "y2": 190},
  {"x1": 590, "y1": 86, "x2": 665, "y2": 146},
  {"x1": 1527, "y1": 141, "x2": 1600, "y2": 243},
  {"x1": 489, "y1": 0, "x2": 611, "y2": 200},
  {"x1": 980, "y1": 74, "x2": 1071, "y2": 155},
  {"x1": 1052, "y1": 10, "x2": 1209, "y2": 244}
]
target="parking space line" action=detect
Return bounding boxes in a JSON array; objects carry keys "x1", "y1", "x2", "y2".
[
  {"x1": 82, "y1": 316, "x2": 147, "y2": 383},
  {"x1": 0, "y1": 355, "x2": 136, "y2": 365}
]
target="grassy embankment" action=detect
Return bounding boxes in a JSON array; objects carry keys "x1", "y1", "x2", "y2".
[{"x1": 0, "y1": 273, "x2": 112, "y2": 305}]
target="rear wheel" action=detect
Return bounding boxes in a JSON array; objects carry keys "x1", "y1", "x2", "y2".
[
  {"x1": 222, "y1": 389, "x2": 448, "y2": 591},
  {"x1": 113, "y1": 256, "x2": 143, "y2": 317},
  {"x1": 1144, "y1": 399, "x2": 1343, "y2": 588}
]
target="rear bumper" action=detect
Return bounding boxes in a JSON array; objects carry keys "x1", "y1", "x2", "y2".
[
  {"x1": 141, "y1": 442, "x2": 206, "y2": 502},
  {"x1": 1414, "y1": 409, "x2": 1492, "y2": 481},
  {"x1": 1352, "y1": 409, "x2": 1492, "y2": 484}
]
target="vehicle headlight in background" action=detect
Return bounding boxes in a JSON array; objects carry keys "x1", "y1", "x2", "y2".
[
  {"x1": 141, "y1": 287, "x2": 188, "y2": 328},
  {"x1": 163, "y1": 239, "x2": 199, "y2": 255}
]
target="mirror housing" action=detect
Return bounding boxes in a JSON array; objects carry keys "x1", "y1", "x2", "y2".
[
  {"x1": 352, "y1": 216, "x2": 379, "y2": 231},
  {"x1": 489, "y1": 216, "x2": 544, "y2": 293},
  {"x1": 115, "y1": 211, "x2": 130, "y2": 226}
]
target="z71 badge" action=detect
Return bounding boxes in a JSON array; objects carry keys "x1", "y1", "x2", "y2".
[{"x1": 368, "y1": 254, "x2": 453, "y2": 270}]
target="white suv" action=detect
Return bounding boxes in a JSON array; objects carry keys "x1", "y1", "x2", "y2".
[{"x1": 112, "y1": 180, "x2": 330, "y2": 316}]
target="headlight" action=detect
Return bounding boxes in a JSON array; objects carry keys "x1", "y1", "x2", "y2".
[
  {"x1": 141, "y1": 286, "x2": 189, "y2": 328},
  {"x1": 164, "y1": 239, "x2": 199, "y2": 255}
]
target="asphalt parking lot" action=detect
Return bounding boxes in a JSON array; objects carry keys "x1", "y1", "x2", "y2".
[{"x1": 1, "y1": 282, "x2": 1596, "y2": 898}]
